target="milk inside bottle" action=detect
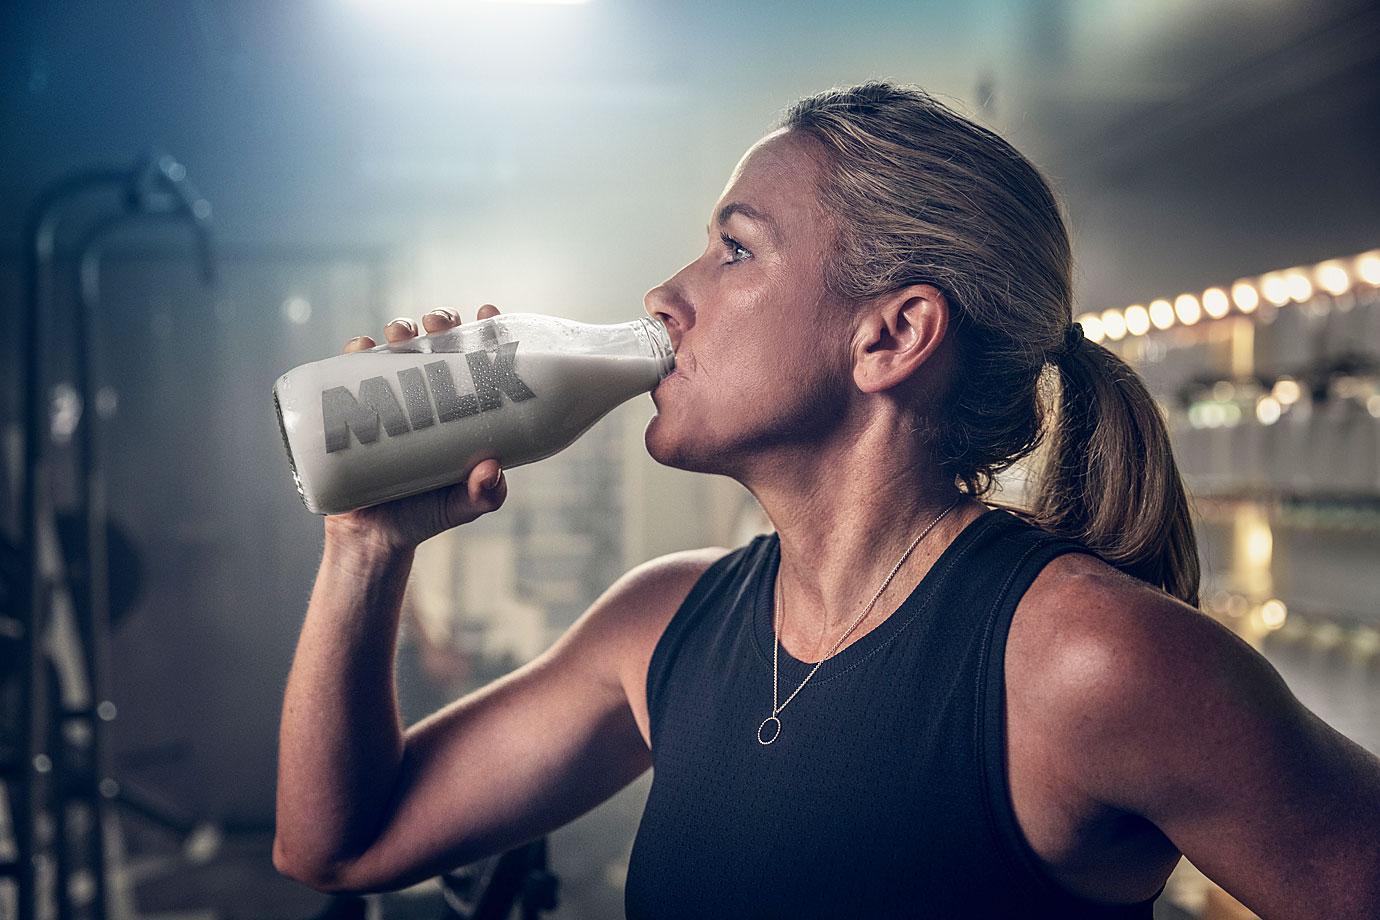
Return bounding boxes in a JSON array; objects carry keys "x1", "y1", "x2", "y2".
[{"x1": 273, "y1": 314, "x2": 675, "y2": 514}]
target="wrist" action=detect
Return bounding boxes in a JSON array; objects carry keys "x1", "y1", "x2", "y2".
[{"x1": 323, "y1": 516, "x2": 415, "y2": 572}]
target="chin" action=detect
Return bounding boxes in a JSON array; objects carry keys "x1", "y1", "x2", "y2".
[{"x1": 643, "y1": 412, "x2": 731, "y2": 476}]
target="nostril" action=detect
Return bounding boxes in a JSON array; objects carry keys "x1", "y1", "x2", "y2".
[{"x1": 644, "y1": 279, "x2": 694, "y2": 361}]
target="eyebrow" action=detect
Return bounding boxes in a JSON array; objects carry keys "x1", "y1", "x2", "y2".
[{"x1": 708, "y1": 201, "x2": 781, "y2": 245}]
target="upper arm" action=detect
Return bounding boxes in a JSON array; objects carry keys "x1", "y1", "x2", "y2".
[
  {"x1": 327, "y1": 546, "x2": 730, "y2": 894},
  {"x1": 1042, "y1": 575, "x2": 1380, "y2": 920}
]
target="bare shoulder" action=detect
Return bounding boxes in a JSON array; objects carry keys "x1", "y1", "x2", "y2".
[
  {"x1": 576, "y1": 546, "x2": 736, "y2": 745},
  {"x1": 1015, "y1": 550, "x2": 1264, "y2": 714},
  {"x1": 1011, "y1": 551, "x2": 1380, "y2": 916},
  {"x1": 594, "y1": 546, "x2": 736, "y2": 663},
  {"x1": 1011, "y1": 550, "x2": 1272, "y2": 754},
  {"x1": 1007, "y1": 549, "x2": 1288, "y2": 820}
]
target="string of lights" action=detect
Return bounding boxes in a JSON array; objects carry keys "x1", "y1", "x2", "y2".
[{"x1": 1076, "y1": 247, "x2": 1380, "y2": 343}]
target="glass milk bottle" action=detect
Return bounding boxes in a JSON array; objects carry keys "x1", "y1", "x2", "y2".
[{"x1": 273, "y1": 313, "x2": 675, "y2": 514}]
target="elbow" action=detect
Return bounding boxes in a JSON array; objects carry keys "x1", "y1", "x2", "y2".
[{"x1": 272, "y1": 836, "x2": 367, "y2": 895}]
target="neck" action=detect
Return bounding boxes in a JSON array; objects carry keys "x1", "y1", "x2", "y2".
[{"x1": 739, "y1": 411, "x2": 991, "y2": 660}]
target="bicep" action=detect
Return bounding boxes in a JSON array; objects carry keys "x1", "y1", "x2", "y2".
[
  {"x1": 352, "y1": 639, "x2": 651, "y2": 891},
  {"x1": 328, "y1": 548, "x2": 726, "y2": 894},
  {"x1": 327, "y1": 597, "x2": 644, "y2": 893},
  {"x1": 1053, "y1": 582, "x2": 1380, "y2": 919}
]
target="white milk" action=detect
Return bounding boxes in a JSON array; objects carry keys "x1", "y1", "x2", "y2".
[{"x1": 273, "y1": 316, "x2": 673, "y2": 514}]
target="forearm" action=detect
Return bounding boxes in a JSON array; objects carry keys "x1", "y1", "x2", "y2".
[{"x1": 274, "y1": 525, "x2": 415, "y2": 878}]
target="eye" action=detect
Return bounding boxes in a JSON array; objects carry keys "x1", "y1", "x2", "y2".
[{"x1": 719, "y1": 232, "x2": 752, "y2": 265}]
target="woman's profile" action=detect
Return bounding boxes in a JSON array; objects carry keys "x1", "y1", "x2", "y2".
[{"x1": 274, "y1": 82, "x2": 1380, "y2": 918}]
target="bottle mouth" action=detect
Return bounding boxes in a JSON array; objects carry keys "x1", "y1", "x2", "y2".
[{"x1": 637, "y1": 317, "x2": 677, "y2": 379}]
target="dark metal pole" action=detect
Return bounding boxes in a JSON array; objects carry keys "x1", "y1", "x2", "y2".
[
  {"x1": 10, "y1": 156, "x2": 211, "y2": 920},
  {"x1": 68, "y1": 205, "x2": 214, "y2": 920},
  {"x1": 15, "y1": 167, "x2": 129, "y2": 920}
]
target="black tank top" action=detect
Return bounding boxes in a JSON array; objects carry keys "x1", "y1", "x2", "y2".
[{"x1": 624, "y1": 506, "x2": 1166, "y2": 919}]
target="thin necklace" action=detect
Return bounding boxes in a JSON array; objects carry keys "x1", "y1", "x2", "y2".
[{"x1": 758, "y1": 497, "x2": 963, "y2": 746}]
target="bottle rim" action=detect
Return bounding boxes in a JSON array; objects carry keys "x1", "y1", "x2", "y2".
[{"x1": 637, "y1": 316, "x2": 677, "y2": 379}]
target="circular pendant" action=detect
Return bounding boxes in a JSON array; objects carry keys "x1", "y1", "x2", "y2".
[{"x1": 757, "y1": 715, "x2": 781, "y2": 745}]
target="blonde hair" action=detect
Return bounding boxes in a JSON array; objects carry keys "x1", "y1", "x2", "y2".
[{"x1": 781, "y1": 82, "x2": 1200, "y2": 606}]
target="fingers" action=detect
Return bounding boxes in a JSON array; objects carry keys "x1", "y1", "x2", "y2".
[
  {"x1": 421, "y1": 308, "x2": 461, "y2": 335},
  {"x1": 383, "y1": 317, "x2": 417, "y2": 343},
  {"x1": 343, "y1": 335, "x2": 375, "y2": 353},
  {"x1": 345, "y1": 305, "x2": 499, "y2": 354}
]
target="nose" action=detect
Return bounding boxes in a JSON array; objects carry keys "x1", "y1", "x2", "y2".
[{"x1": 643, "y1": 278, "x2": 692, "y2": 354}]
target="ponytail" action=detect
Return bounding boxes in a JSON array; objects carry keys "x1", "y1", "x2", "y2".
[{"x1": 1029, "y1": 337, "x2": 1201, "y2": 607}]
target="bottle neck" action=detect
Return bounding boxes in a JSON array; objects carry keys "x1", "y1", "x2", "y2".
[{"x1": 635, "y1": 316, "x2": 677, "y2": 379}]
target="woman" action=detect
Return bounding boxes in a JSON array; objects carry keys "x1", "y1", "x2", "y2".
[{"x1": 274, "y1": 83, "x2": 1380, "y2": 918}]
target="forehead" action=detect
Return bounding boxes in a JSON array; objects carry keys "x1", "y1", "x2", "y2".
[{"x1": 716, "y1": 129, "x2": 827, "y2": 244}]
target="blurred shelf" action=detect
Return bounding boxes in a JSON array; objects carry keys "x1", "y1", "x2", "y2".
[{"x1": 1190, "y1": 491, "x2": 1380, "y2": 530}]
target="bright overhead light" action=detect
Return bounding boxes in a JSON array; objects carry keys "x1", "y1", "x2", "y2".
[
  {"x1": 1077, "y1": 311, "x2": 1105, "y2": 343},
  {"x1": 1100, "y1": 307, "x2": 1126, "y2": 341},
  {"x1": 1357, "y1": 251, "x2": 1380, "y2": 286},
  {"x1": 1314, "y1": 261, "x2": 1350, "y2": 297},
  {"x1": 1173, "y1": 293, "x2": 1201, "y2": 326},
  {"x1": 1123, "y1": 304, "x2": 1150, "y2": 336},
  {"x1": 1284, "y1": 269, "x2": 1313, "y2": 303},
  {"x1": 1148, "y1": 298, "x2": 1175, "y2": 330},
  {"x1": 1260, "y1": 272, "x2": 1290, "y2": 306},
  {"x1": 1231, "y1": 280, "x2": 1259, "y2": 313},
  {"x1": 1201, "y1": 287, "x2": 1230, "y2": 319}
]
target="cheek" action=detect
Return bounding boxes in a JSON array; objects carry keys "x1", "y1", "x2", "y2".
[{"x1": 705, "y1": 340, "x2": 846, "y2": 426}]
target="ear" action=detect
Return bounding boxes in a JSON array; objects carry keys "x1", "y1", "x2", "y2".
[{"x1": 851, "y1": 283, "x2": 950, "y2": 394}]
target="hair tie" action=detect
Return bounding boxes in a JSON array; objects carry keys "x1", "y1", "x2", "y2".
[{"x1": 1060, "y1": 322, "x2": 1083, "y2": 356}]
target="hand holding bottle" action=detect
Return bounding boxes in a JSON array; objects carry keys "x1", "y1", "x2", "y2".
[{"x1": 324, "y1": 305, "x2": 509, "y2": 553}]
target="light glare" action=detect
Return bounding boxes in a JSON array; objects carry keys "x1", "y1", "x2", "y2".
[
  {"x1": 1260, "y1": 599, "x2": 1287, "y2": 630},
  {"x1": 1100, "y1": 307, "x2": 1126, "y2": 341},
  {"x1": 1256, "y1": 395, "x2": 1281, "y2": 425},
  {"x1": 1201, "y1": 287, "x2": 1230, "y2": 319},
  {"x1": 1148, "y1": 299, "x2": 1175, "y2": 330},
  {"x1": 1123, "y1": 304, "x2": 1150, "y2": 336},
  {"x1": 1173, "y1": 293, "x2": 1201, "y2": 326},
  {"x1": 1261, "y1": 273, "x2": 1290, "y2": 306},
  {"x1": 1231, "y1": 281, "x2": 1259, "y2": 313},
  {"x1": 1314, "y1": 262, "x2": 1350, "y2": 296},
  {"x1": 1284, "y1": 269, "x2": 1312, "y2": 303},
  {"x1": 1078, "y1": 312, "x2": 1105, "y2": 343},
  {"x1": 1272, "y1": 378, "x2": 1301, "y2": 405},
  {"x1": 1357, "y1": 252, "x2": 1380, "y2": 286}
]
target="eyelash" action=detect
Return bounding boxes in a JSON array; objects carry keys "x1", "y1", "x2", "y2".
[{"x1": 719, "y1": 232, "x2": 752, "y2": 265}]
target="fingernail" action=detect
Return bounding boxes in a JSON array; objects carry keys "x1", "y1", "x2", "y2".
[
  {"x1": 387, "y1": 317, "x2": 415, "y2": 333},
  {"x1": 427, "y1": 308, "x2": 456, "y2": 323},
  {"x1": 484, "y1": 468, "x2": 503, "y2": 491}
]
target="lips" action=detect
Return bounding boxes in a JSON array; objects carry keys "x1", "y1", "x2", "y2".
[{"x1": 652, "y1": 365, "x2": 685, "y2": 401}]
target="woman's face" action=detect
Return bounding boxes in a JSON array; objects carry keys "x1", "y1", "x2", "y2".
[{"x1": 643, "y1": 128, "x2": 856, "y2": 478}]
